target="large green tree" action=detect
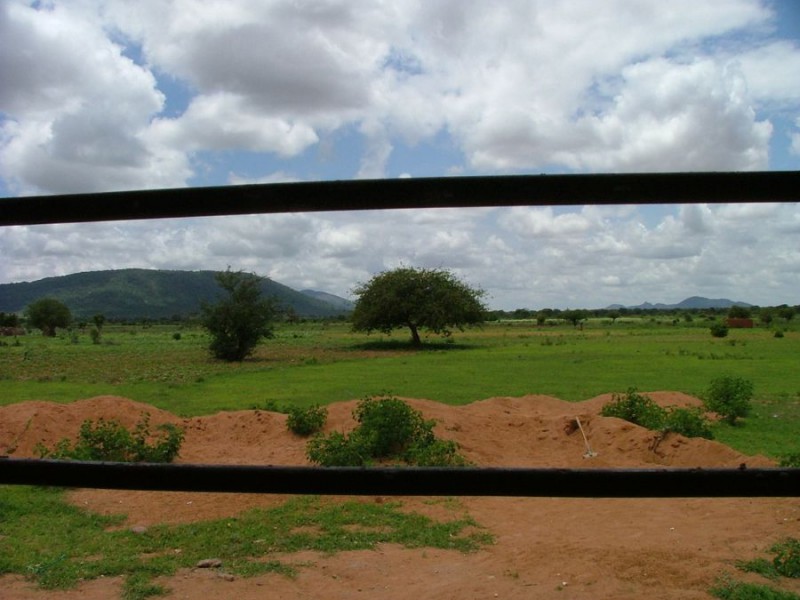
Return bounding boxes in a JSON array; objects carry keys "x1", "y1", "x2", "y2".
[
  {"x1": 351, "y1": 267, "x2": 486, "y2": 346},
  {"x1": 201, "y1": 270, "x2": 276, "y2": 361},
  {"x1": 25, "y1": 298, "x2": 72, "y2": 336}
]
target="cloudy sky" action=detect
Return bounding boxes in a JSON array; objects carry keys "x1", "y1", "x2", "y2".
[{"x1": 1, "y1": 0, "x2": 799, "y2": 310}]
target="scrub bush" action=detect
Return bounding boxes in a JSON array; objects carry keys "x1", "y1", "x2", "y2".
[
  {"x1": 307, "y1": 395, "x2": 467, "y2": 467},
  {"x1": 663, "y1": 406, "x2": 714, "y2": 439},
  {"x1": 601, "y1": 388, "x2": 666, "y2": 430},
  {"x1": 37, "y1": 414, "x2": 184, "y2": 463},
  {"x1": 286, "y1": 405, "x2": 328, "y2": 436},
  {"x1": 703, "y1": 376, "x2": 754, "y2": 425}
]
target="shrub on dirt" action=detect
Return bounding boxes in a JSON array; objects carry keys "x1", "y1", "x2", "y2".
[
  {"x1": 703, "y1": 376, "x2": 754, "y2": 425},
  {"x1": 602, "y1": 389, "x2": 714, "y2": 439},
  {"x1": 601, "y1": 388, "x2": 666, "y2": 430},
  {"x1": 286, "y1": 405, "x2": 328, "y2": 436},
  {"x1": 37, "y1": 414, "x2": 184, "y2": 463},
  {"x1": 772, "y1": 539, "x2": 800, "y2": 578},
  {"x1": 306, "y1": 395, "x2": 467, "y2": 467},
  {"x1": 663, "y1": 406, "x2": 714, "y2": 439},
  {"x1": 779, "y1": 453, "x2": 800, "y2": 468}
]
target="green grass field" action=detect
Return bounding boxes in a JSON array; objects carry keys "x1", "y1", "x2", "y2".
[{"x1": 2, "y1": 318, "x2": 798, "y2": 457}]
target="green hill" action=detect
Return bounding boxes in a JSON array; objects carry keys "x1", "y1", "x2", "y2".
[{"x1": 0, "y1": 269, "x2": 350, "y2": 320}]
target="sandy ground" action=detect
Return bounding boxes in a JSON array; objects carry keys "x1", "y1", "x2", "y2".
[{"x1": 1, "y1": 393, "x2": 798, "y2": 599}]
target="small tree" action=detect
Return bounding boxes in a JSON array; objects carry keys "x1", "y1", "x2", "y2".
[
  {"x1": 25, "y1": 298, "x2": 72, "y2": 336},
  {"x1": 563, "y1": 309, "x2": 588, "y2": 329},
  {"x1": 351, "y1": 267, "x2": 486, "y2": 346},
  {"x1": 703, "y1": 376, "x2": 754, "y2": 425},
  {"x1": 201, "y1": 269, "x2": 276, "y2": 361}
]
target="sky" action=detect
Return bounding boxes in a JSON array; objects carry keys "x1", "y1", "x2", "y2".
[{"x1": 0, "y1": 0, "x2": 799, "y2": 310}]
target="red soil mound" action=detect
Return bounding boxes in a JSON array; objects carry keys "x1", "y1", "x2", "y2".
[{"x1": 0, "y1": 392, "x2": 770, "y2": 470}]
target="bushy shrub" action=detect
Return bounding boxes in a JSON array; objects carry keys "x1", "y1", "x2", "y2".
[
  {"x1": 710, "y1": 323, "x2": 729, "y2": 338},
  {"x1": 306, "y1": 395, "x2": 467, "y2": 467},
  {"x1": 601, "y1": 388, "x2": 666, "y2": 430},
  {"x1": 663, "y1": 406, "x2": 714, "y2": 439},
  {"x1": 772, "y1": 538, "x2": 800, "y2": 578},
  {"x1": 703, "y1": 376, "x2": 754, "y2": 425},
  {"x1": 286, "y1": 405, "x2": 328, "y2": 436},
  {"x1": 779, "y1": 453, "x2": 800, "y2": 468},
  {"x1": 306, "y1": 431, "x2": 369, "y2": 466},
  {"x1": 602, "y1": 389, "x2": 714, "y2": 439},
  {"x1": 37, "y1": 414, "x2": 184, "y2": 463}
]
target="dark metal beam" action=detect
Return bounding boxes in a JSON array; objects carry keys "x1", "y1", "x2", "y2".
[
  {"x1": 1, "y1": 171, "x2": 797, "y2": 226},
  {"x1": 1, "y1": 459, "x2": 797, "y2": 498}
]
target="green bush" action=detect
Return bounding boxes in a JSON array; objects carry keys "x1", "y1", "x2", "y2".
[
  {"x1": 710, "y1": 323, "x2": 729, "y2": 338},
  {"x1": 663, "y1": 406, "x2": 714, "y2": 439},
  {"x1": 37, "y1": 414, "x2": 184, "y2": 463},
  {"x1": 601, "y1": 389, "x2": 714, "y2": 439},
  {"x1": 711, "y1": 576, "x2": 800, "y2": 600},
  {"x1": 773, "y1": 539, "x2": 800, "y2": 578},
  {"x1": 703, "y1": 376, "x2": 754, "y2": 425},
  {"x1": 286, "y1": 405, "x2": 328, "y2": 436},
  {"x1": 306, "y1": 395, "x2": 467, "y2": 467},
  {"x1": 779, "y1": 453, "x2": 800, "y2": 468},
  {"x1": 601, "y1": 388, "x2": 666, "y2": 430},
  {"x1": 306, "y1": 431, "x2": 369, "y2": 466}
]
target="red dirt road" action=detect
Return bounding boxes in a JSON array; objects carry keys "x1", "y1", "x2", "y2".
[{"x1": 1, "y1": 393, "x2": 798, "y2": 599}]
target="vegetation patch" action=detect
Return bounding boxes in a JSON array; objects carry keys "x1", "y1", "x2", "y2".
[
  {"x1": 307, "y1": 395, "x2": 468, "y2": 466},
  {"x1": 36, "y1": 414, "x2": 184, "y2": 463},
  {"x1": 286, "y1": 404, "x2": 328, "y2": 436},
  {"x1": 711, "y1": 576, "x2": 800, "y2": 600},
  {"x1": 601, "y1": 388, "x2": 714, "y2": 439},
  {"x1": 703, "y1": 375, "x2": 755, "y2": 425},
  {"x1": 0, "y1": 486, "x2": 491, "y2": 599}
]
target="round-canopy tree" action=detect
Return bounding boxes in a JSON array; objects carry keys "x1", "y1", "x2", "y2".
[
  {"x1": 351, "y1": 267, "x2": 486, "y2": 346},
  {"x1": 25, "y1": 298, "x2": 72, "y2": 336},
  {"x1": 201, "y1": 269, "x2": 276, "y2": 361}
]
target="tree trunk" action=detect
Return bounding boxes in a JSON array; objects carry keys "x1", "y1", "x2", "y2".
[{"x1": 408, "y1": 323, "x2": 421, "y2": 346}]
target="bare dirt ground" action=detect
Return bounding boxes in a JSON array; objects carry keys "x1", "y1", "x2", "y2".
[{"x1": 1, "y1": 393, "x2": 798, "y2": 599}]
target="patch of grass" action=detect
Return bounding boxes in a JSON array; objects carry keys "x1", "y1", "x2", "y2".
[
  {"x1": 711, "y1": 576, "x2": 800, "y2": 600},
  {"x1": 0, "y1": 487, "x2": 491, "y2": 598}
]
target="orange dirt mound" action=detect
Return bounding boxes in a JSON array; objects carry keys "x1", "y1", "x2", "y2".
[{"x1": 1, "y1": 394, "x2": 797, "y2": 600}]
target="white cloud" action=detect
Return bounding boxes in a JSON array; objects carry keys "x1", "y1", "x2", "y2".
[
  {"x1": 1, "y1": 1, "x2": 799, "y2": 310},
  {"x1": 149, "y1": 92, "x2": 319, "y2": 156}
]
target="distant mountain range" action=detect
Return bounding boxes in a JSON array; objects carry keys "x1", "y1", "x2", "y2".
[
  {"x1": 605, "y1": 296, "x2": 753, "y2": 310},
  {"x1": 0, "y1": 269, "x2": 354, "y2": 320}
]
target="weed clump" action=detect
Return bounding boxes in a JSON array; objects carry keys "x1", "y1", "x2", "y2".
[
  {"x1": 601, "y1": 388, "x2": 666, "y2": 430},
  {"x1": 286, "y1": 405, "x2": 328, "y2": 436},
  {"x1": 779, "y1": 453, "x2": 800, "y2": 468},
  {"x1": 37, "y1": 414, "x2": 184, "y2": 463},
  {"x1": 307, "y1": 395, "x2": 467, "y2": 467},
  {"x1": 710, "y1": 323, "x2": 729, "y2": 338},
  {"x1": 601, "y1": 388, "x2": 713, "y2": 439},
  {"x1": 703, "y1": 375, "x2": 754, "y2": 425}
]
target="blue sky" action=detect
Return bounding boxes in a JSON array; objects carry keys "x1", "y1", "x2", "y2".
[{"x1": 1, "y1": 1, "x2": 799, "y2": 309}]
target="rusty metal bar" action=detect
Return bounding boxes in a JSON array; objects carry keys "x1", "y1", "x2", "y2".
[
  {"x1": 1, "y1": 171, "x2": 797, "y2": 226},
  {"x1": 1, "y1": 459, "x2": 797, "y2": 497}
]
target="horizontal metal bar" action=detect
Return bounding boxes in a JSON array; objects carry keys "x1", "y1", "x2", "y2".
[
  {"x1": 1, "y1": 171, "x2": 797, "y2": 226},
  {"x1": 1, "y1": 459, "x2": 797, "y2": 497}
]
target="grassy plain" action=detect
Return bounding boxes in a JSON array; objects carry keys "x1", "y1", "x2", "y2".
[{"x1": 1, "y1": 318, "x2": 799, "y2": 457}]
